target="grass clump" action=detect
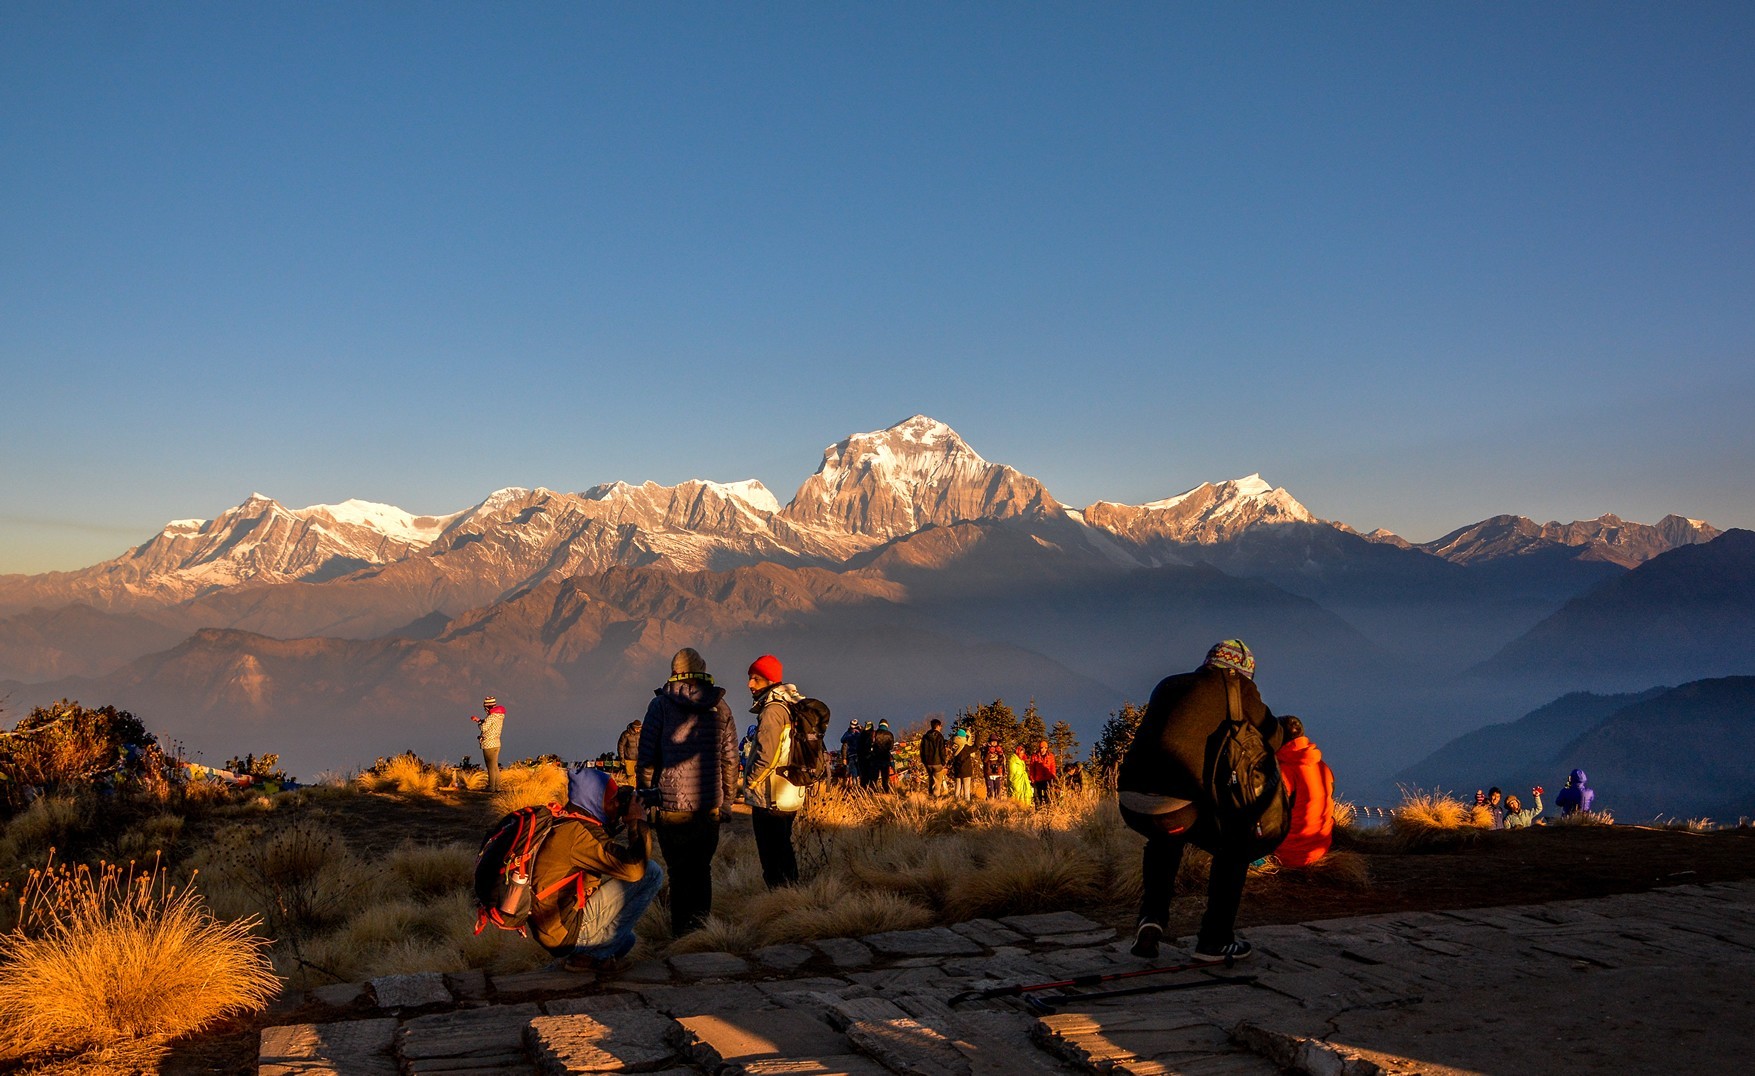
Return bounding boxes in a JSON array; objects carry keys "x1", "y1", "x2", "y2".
[{"x1": 0, "y1": 855, "x2": 278, "y2": 1067}]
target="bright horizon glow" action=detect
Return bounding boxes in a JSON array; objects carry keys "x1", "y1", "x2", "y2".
[{"x1": 4, "y1": 3, "x2": 1752, "y2": 574}]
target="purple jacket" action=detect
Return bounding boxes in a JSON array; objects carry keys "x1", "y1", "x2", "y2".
[{"x1": 636, "y1": 678, "x2": 738, "y2": 813}]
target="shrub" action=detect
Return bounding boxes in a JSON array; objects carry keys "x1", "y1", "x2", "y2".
[
  {"x1": 0, "y1": 701, "x2": 167, "y2": 817},
  {"x1": 1551, "y1": 809, "x2": 1615, "y2": 827},
  {"x1": 0, "y1": 855, "x2": 278, "y2": 1065}
]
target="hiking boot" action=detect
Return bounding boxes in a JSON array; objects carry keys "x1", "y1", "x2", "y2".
[
  {"x1": 1130, "y1": 920, "x2": 1164, "y2": 959},
  {"x1": 561, "y1": 953, "x2": 602, "y2": 974},
  {"x1": 1192, "y1": 939, "x2": 1252, "y2": 964}
]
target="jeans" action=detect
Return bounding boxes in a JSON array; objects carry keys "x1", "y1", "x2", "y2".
[
  {"x1": 566, "y1": 859, "x2": 665, "y2": 961},
  {"x1": 1121, "y1": 805, "x2": 1249, "y2": 951},
  {"x1": 655, "y1": 810, "x2": 720, "y2": 936},
  {"x1": 482, "y1": 747, "x2": 501, "y2": 792},
  {"x1": 984, "y1": 775, "x2": 1002, "y2": 800},
  {"x1": 751, "y1": 807, "x2": 799, "y2": 888}
]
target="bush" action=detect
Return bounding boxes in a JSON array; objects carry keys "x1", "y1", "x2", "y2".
[
  {"x1": 0, "y1": 701, "x2": 168, "y2": 817},
  {"x1": 0, "y1": 855, "x2": 278, "y2": 1066}
]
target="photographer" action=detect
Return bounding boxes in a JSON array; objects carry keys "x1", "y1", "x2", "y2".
[{"x1": 528, "y1": 764, "x2": 663, "y2": 975}]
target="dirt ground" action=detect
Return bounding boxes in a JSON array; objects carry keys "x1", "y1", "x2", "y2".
[{"x1": 152, "y1": 796, "x2": 1755, "y2": 1076}]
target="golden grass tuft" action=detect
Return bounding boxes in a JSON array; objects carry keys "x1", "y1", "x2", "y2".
[
  {"x1": 487, "y1": 764, "x2": 568, "y2": 816},
  {"x1": 356, "y1": 754, "x2": 440, "y2": 795},
  {"x1": 1551, "y1": 809, "x2": 1615, "y2": 827},
  {"x1": 0, "y1": 856, "x2": 279, "y2": 1062},
  {"x1": 386, "y1": 841, "x2": 476, "y2": 899}
]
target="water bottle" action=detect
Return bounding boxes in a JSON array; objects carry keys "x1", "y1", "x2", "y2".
[{"x1": 497, "y1": 868, "x2": 530, "y2": 915}]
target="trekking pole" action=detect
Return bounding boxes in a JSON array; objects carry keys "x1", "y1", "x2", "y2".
[
  {"x1": 947, "y1": 955, "x2": 1238, "y2": 1007},
  {"x1": 1022, "y1": 974, "x2": 1258, "y2": 1014}
]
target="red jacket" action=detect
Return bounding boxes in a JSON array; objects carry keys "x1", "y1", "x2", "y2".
[
  {"x1": 1274, "y1": 736, "x2": 1334, "y2": 868},
  {"x1": 1025, "y1": 750, "x2": 1057, "y2": 784}
]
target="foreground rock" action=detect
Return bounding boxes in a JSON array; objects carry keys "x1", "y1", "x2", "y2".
[{"x1": 259, "y1": 880, "x2": 1755, "y2": 1075}]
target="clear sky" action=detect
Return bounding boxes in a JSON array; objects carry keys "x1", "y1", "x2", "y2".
[{"x1": 4, "y1": 2, "x2": 1752, "y2": 575}]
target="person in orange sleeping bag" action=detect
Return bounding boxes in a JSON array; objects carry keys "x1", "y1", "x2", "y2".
[{"x1": 1273, "y1": 716, "x2": 1334, "y2": 868}]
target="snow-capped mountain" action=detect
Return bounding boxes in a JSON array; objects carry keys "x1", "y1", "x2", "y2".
[
  {"x1": 776, "y1": 415, "x2": 1063, "y2": 555},
  {"x1": 1414, "y1": 513, "x2": 1721, "y2": 568},
  {"x1": 1078, "y1": 474, "x2": 1316, "y2": 551}
]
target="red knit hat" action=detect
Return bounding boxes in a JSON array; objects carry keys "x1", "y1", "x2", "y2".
[{"x1": 748, "y1": 654, "x2": 783, "y2": 683}]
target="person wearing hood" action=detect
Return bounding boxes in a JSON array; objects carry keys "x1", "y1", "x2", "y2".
[
  {"x1": 982, "y1": 738, "x2": 1005, "y2": 800},
  {"x1": 472, "y1": 696, "x2": 507, "y2": 792},
  {"x1": 1117, "y1": 639, "x2": 1286, "y2": 964},
  {"x1": 637, "y1": 648, "x2": 738, "y2": 937},
  {"x1": 528, "y1": 763, "x2": 663, "y2": 974},
  {"x1": 1006, "y1": 743, "x2": 1034, "y2": 806},
  {"x1": 949, "y1": 728, "x2": 979, "y2": 800},
  {"x1": 1555, "y1": 769, "x2": 1595, "y2": 816},
  {"x1": 616, "y1": 720, "x2": 642, "y2": 782},
  {"x1": 744, "y1": 653, "x2": 806, "y2": 888},
  {"x1": 1273, "y1": 716, "x2": 1334, "y2": 868}
]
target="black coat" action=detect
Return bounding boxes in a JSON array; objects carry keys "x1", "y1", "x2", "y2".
[
  {"x1": 1117, "y1": 665, "x2": 1283, "y2": 804},
  {"x1": 919, "y1": 729, "x2": 948, "y2": 767}
]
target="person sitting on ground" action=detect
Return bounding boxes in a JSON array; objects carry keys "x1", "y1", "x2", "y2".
[
  {"x1": 1006, "y1": 743, "x2": 1034, "y2": 806},
  {"x1": 636, "y1": 647, "x2": 738, "y2": 938},
  {"x1": 1555, "y1": 769, "x2": 1595, "y2": 816},
  {"x1": 1503, "y1": 787, "x2": 1544, "y2": 829},
  {"x1": 1025, "y1": 738, "x2": 1057, "y2": 807},
  {"x1": 949, "y1": 728, "x2": 979, "y2": 800},
  {"x1": 529, "y1": 764, "x2": 663, "y2": 975},
  {"x1": 1485, "y1": 786, "x2": 1509, "y2": 829},
  {"x1": 1273, "y1": 715, "x2": 1335, "y2": 868},
  {"x1": 1118, "y1": 639, "x2": 1287, "y2": 964}
]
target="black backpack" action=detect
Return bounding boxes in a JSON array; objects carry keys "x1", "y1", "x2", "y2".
[
  {"x1": 472, "y1": 803, "x2": 593, "y2": 935},
  {"x1": 1203, "y1": 674, "x2": 1293, "y2": 860},
  {"x1": 785, "y1": 698, "x2": 833, "y2": 785}
]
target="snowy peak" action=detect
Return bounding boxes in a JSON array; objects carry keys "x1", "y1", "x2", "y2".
[
  {"x1": 1081, "y1": 475, "x2": 1317, "y2": 546},
  {"x1": 1419, "y1": 513, "x2": 1722, "y2": 568},
  {"x1": 778, "y1": 415, "x2": 1060, "y2": 543}
]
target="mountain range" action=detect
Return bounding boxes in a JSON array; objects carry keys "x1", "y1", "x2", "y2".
[{"x1": 0, "y1": 415, "x2": 1744, "y2": 807}]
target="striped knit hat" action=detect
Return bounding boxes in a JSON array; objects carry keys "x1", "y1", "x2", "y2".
[
  {"x1": 1203, "y1": 639, "x2": 1255, "y2": 679},
  {"x1": 482, "y1": 696, "x2": 498, "y2": 709}
]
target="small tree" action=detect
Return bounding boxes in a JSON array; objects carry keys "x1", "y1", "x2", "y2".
[
  {"x1": 952, "y1": 699, "x2": 1021, "y2": 748},
  {"x1": 1019, "y1": 699, "x2": 1048, "y2": 748},
  {"x1": 1048, "y1": 720, "x2": 1080, "y2": 770},
  {"x1": 1089, "y1": 701, "x2": 1147, "y2": 781}
]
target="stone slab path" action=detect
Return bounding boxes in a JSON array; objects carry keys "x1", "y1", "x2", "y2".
[{"x1": 258, "y1": 880, "x2": 1755, "y2": 1075}]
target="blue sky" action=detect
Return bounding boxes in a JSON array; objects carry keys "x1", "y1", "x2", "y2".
[{"x1": 4, "y1": 2, "x2": 1752, "y2": 574}]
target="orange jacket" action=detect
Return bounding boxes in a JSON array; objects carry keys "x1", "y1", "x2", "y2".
[{"x1": 1274, "y1": 736, "x2": 1334, "y2": 868}]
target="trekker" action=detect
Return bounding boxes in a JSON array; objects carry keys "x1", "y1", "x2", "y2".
[
  {"x1": 982, "y1": 738, "x2": 1005, "y2": 800},
  {"x1": 1555, "y1": 770, "x2": 1595, "y2": 816},
  {"x1": 1006, "y1": 744, "x2": 1034, "y2": 806},
  {"x1": 870, "y1": 720, "x2": 897, "y2": 793},
  {"x1": 636, "y1": 648, "x2": 738, "y2": 937},
  {"x1": 840, "y1": 719, "x2": 863, "y2": 784},
  {"x1": 857, "y1": 723, "x2": 877, "y2": 788},
  {"x1": 1118, "y1": 639, "x2": 1287, "y2": 963},
  {"x1": 919, "y1": 719, "x2": 949, "y2": 798},
  {"x1": 529, "y1": 764, "x2": 664, "y2": 974},
  {"x1": 1026, "y1": 738, "x2": 1057, "y2": 806},
  {"x1": 472, "y1": 696, "x2": 506, "y2": 792},
  {"x1": 1485, "y1": 787, "x2": 1508, "y2": 829},
  {"x1": 1504, "y1": 787, "x2": 1544, "y2": 829},
  {"x1": 745, "y1": 654, "x2": 806, "y2": 888},
  {"x1": 616, "y1": 720, "x2": 642, "y2": 783},
  {"x1": 1273, "y1": 716, "x2": 1335, "y2": 868},
  {"x1": 949, "y1": 728, "x2": 979, "y2": 800}
]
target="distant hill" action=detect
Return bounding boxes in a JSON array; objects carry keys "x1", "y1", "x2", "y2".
[
  {"x1": 1399, "y1": 677, "x2": 1755, "y2": 819},
  {"x1": 1474, "y1": 529, "x2": 1755, "y2": 691}
]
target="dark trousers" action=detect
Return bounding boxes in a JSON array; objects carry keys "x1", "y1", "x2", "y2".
[
  {"x1": 654, "y1": 810, "x2": 720, "y2": 937},
  {"x1": 1122, "y1": 806, "x2": 1250, "y2": 951},
  {"x1": 750, "y1": 807, "x2": 799, "y2": 889}
]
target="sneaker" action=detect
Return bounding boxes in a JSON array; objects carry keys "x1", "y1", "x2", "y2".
[
  {"x1": 1130, "y1": 920, "x2": 1164, "y2": 959},
  {"x1": 1191, "y1": 939, "x2": 1252, "y2": 964}
]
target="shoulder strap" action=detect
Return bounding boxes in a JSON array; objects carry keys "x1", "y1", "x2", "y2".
[{"x1": 1225, "y1": 673, "x2": 1243, "y2": 724}]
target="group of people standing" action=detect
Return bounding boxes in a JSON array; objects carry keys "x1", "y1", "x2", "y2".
[{"x1": 837, "y1": 716, "x2": 1071, "y2": 806}]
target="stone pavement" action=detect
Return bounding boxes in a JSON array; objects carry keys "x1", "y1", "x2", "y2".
[{"x1": 258, "y1": 881, "x2": 1755, "y2": 1075}]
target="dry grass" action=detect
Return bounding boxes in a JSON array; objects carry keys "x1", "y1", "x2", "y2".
[
  {"x1": 386, "y1": 841, "x2": 476, "y2": 899},
  {"x1": 356, "y1": 754, "x2": 441, "y2": 795},
  {"x1": 0, "y1": 855, "x2": 278, "y2": 1064},
  {"x1": 487, "y1": 763, "x2": 568, "y2": 816},
  {"x1": 1551, "y1": 810, "x2": 1616, "y2": 827}
]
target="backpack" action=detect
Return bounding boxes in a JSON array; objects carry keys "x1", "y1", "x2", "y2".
[
  {"x1": 1203, "y1": 674, "x2": 1294, "y2": 860},
  {"x1": 785, "y1": 697, "x2": 833, "y2": 786},
  {"x1": 472, "y1": 803, "x2": 593, "y2": 935}
]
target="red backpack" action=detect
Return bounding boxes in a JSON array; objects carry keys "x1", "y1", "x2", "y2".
[{"x1": 472, "y1": 803, "x2": 595, "y2": 935}]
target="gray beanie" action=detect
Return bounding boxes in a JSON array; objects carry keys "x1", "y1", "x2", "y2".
[{"x1": 671, "y1": 647, "x2": 708, "y2": 676}]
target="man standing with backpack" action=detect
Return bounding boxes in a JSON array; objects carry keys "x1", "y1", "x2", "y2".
[
  {"x1": 1117, "y1": 640, "x2": 1290, "y2": 964},
  {"x1": 637, "y1": 648, "x2": 738, "y2": 937},
  {"x1": 870, "y1": 720, "x2": 897, "y2": 793},
  {"x1": 744, "y1": 653, "x2": 806, "y2": 888}
]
